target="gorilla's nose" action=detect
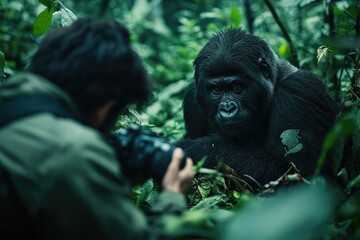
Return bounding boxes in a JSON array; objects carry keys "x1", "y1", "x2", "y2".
[{"x1": 219, "y1": 101, "x2": 238, "y2": 118}]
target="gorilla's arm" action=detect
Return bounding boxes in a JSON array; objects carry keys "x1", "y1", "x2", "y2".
[
  {"x1": 179, "y1": 70, "x2": 341, "y2": 184},
  {"x1": 266, "y1": 70, "x2": 341, "y2": 175},
  {"x1": 179, "y1": 28, "x2": 341, "y2": 185},
  {"x1": 178, "y1": 135, "x2": 290, "y2": 186}
]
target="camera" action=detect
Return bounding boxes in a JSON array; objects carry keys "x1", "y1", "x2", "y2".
[{"x1": 110, "y1": 124, "x2": 186, "y2": 183}]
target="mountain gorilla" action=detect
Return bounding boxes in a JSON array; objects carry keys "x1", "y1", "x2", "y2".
[{"x1": 178, "y1": 28, "x2": 341, "y2": 187}]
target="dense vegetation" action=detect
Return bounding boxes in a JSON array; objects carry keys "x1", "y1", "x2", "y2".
[{"x1": 1, "y1": 0, "x2": 359, "y2": 239}]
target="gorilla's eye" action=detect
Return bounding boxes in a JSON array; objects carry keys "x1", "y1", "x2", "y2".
[
  {"x1": 233, "y1": 85, "x2": 243, "y2": 93},
  {"x1": 210, "y1": 87, "x2": 222, "y2": 99},
  {"x1": 212, "y1": 87, "x2": 222, "y2": 94}
]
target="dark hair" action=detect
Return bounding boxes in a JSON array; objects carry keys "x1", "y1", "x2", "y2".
[{"x1": 28, "y1": 18, "x2": 150, "y2": 119}]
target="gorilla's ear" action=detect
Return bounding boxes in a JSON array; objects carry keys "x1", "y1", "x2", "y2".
[{"x1": 258, "y1": 58, "x2": 270, "y2": 79}]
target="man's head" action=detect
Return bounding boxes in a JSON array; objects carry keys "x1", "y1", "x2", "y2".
[{"x1": 28, "y1": 18, "x2": 150, "y2": 129}]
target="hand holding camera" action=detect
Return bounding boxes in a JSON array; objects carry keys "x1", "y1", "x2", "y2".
[
  {"x1": 110, "y1": 124, "x2": 194, "y2": 193},
  {"x1": 162, "y1": 148, "x2": 194, "y2": 194}
]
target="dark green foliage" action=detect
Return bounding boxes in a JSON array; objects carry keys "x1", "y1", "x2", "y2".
[
  {"x1": 1, "y1": 0, "x2": 360, "y2": 239},
  {"x1": 0, "y1": 0, "x2": 38, "y2": 69},
  {"x1": 33, "y1": 1, "x2": 77, "y2": 35}
]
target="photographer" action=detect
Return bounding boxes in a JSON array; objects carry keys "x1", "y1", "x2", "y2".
[{"x1": 0, "y1": 19, "x2": 194, "y2": 239}]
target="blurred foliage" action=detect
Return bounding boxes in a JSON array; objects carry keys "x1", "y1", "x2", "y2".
[
  {"x1": 0, "y1": 51, "x2": 5, "y2": 82},
  {"x1": 0, "y1": 0, "x2": 38, "y2": 70},
  {"x1": 1, "y1": 0, "x2": 360, "y2": 239},
  {"x1": 33, "y1": 0, "x2": 77, "y2": 35}
]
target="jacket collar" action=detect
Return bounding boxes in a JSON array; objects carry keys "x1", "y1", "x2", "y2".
[{"x1": 0, "y1": 72, "x2": 80, "y2": 117}]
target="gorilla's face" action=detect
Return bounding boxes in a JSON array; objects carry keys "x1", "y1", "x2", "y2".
[
  {"x1": 192, "y1": 29, "x2": 278, "y2": 141},
  {"x1": 196, "y1": 61, "x2": 273, "y2": 141},
  {"x1": 204, "y1": 75, "x2": 250, "y2": 128}
]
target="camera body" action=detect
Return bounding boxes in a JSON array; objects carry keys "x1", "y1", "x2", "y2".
[{"x1": 111, "y1": 124, "x2": 186, "y2": 183}]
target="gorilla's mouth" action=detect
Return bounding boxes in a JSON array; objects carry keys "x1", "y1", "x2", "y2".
[
  {"x1": 216, "y1": 115, "x2": 249, "y2": 129},
  {"x1": 215, "y1": 108, "x2": 250, "y2": 128}
]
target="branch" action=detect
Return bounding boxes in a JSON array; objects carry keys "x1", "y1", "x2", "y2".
[
  {"x1": 356, "y1": 3, "x2": 360, "y2": 37},
  {"x1": 243, "y1": 0, "x2": 254, "y2": 34},
  {"x1": 99, "y1": 0, "x2": 110, "y2": 17},
  {"x1": 263, "y1": 0, "x2": 299, "y2": 68},
  {"x1": 328, "y1": 0, "x2": 336, "y2": 37}
]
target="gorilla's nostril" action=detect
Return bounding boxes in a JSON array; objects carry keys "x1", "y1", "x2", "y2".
[
  {"x1": 219, "y1": 101, "x2": 239, "y2": 118},
  {"x1": 227, "y1": 105, "x2": 236, "y2": 112},
  {"x1": 228, "y1": 101, "x2": 237, "y2": 109}
]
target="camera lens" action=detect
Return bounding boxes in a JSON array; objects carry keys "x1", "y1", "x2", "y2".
[
  {"x1": 146, "y1": 143, "x2": 187, "y2": 183},
  {"x1": 111, "y1": 124, "x2": 187, "y2": 183}
]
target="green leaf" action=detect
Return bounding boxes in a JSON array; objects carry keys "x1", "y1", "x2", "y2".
[
  {"x1": 229, "y1": 7, "x2": 241, "y2": 26},
  {"x1": 317, "y1": 45, "x2": 331, "y2": 63},
  {"x1": 337, "y1": 168, "x2": 348, "y2": 183},
  {"x1": 191, "y1": 194, "x2": 227, "y2": 210},
  {"x1": 133, "y1": 179, "x2": 159, "y2": 208},
  {"x1": 197, "y1": 184, "x2": 211, "y2": 199},
  {"x1": 347, "y1": 174, "x2": 360, "y2": 192},
  {"x1": 0, "y1": 51, "x2": 5, "y2": 81},
  {"x1": 322, "y1": 115, "x2": 357, "y2": 151},
  {"x1": 39, "y1": 0, "x2": 52, "y2": 9},
  {"x1": 346, "y1": 4, "x2": 358, "y2": 18},
  {"x1": 280, "y1": 129, "x2": 303, "y2": 156},
  {"x1": 317, "y1": 114, "x2": 359, "y2": 173},
  {"x1": 33, "y1": 5, "x2": 56, "y2": 35},
  {"x1": 221, "y1": 187, "x2": 333, "y2": 240},
  {"x1": 59, "y1": 2, "x2": 77, "y2": 27},
  {"x1": 193, "y1": 157, "x2": 207, "y2": 174},
  {"x1": 278, "y1": 42, "x2": 290, "y2": 57},
  {"x1": 128, "y1": 107, "x2": 142, "y2": 124},
  {"x1": 232, "y1": 191, "x2": 241, "y2": 199}
]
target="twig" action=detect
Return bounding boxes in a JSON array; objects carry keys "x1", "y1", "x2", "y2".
[
  {"x1": 289, "y1": 162, "x2": 301, "y2": 173},
  {"x1": 197, "y1": 168, "x2": 254, "y2": 191},
  {"x1": 263, "y1": 0, "x2": 299, "y2": 67},
  {"x1": 243, "y1": 174, "x2": 264, "y2": 190}
]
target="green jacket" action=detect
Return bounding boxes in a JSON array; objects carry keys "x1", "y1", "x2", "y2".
[{"x1": 0, "y1": 73, "x2": 187, "y2": 239}]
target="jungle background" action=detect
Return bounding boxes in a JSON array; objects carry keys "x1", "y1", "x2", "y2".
[{"x1": 0, "y1": 0, "x2": 360, "y2": 239}]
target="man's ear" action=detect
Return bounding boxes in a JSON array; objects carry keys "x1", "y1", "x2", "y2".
[{"x1": 90, "y1": 100, "x2": 117, "y2": 129}]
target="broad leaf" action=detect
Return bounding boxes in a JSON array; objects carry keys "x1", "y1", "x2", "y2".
[
  {"x1": 220, "y1": 186, "x2": 333, "y2": 240},
  {"x1": 59, "y1": 2, "x2": 77, "y2": 27},
  {"x1": 317, "y1": 114, "x2": 358, "y2": 172},
  {"x1": 33, "y1": 5, "x2": 56, "y2": 35},
  {"x1": 280, "y1": 129, "x2": 303, "y2": 156},
  {"x1": 133, "y1": 179, "x2": 158, "y2": 208},
  {"x1": 230, "y1": 7, "x2": 241, "y2": 27},
  {"x1": 317, "y1": 45, "x2": 331, "y2": 63},
  {"x1": 191, "y1": 194, "x2": 227, "y2": 210}
]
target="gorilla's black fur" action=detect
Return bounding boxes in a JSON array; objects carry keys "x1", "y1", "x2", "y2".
[{"x1": 178, "y1": 28, "x2": 341, "y2": 187}]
